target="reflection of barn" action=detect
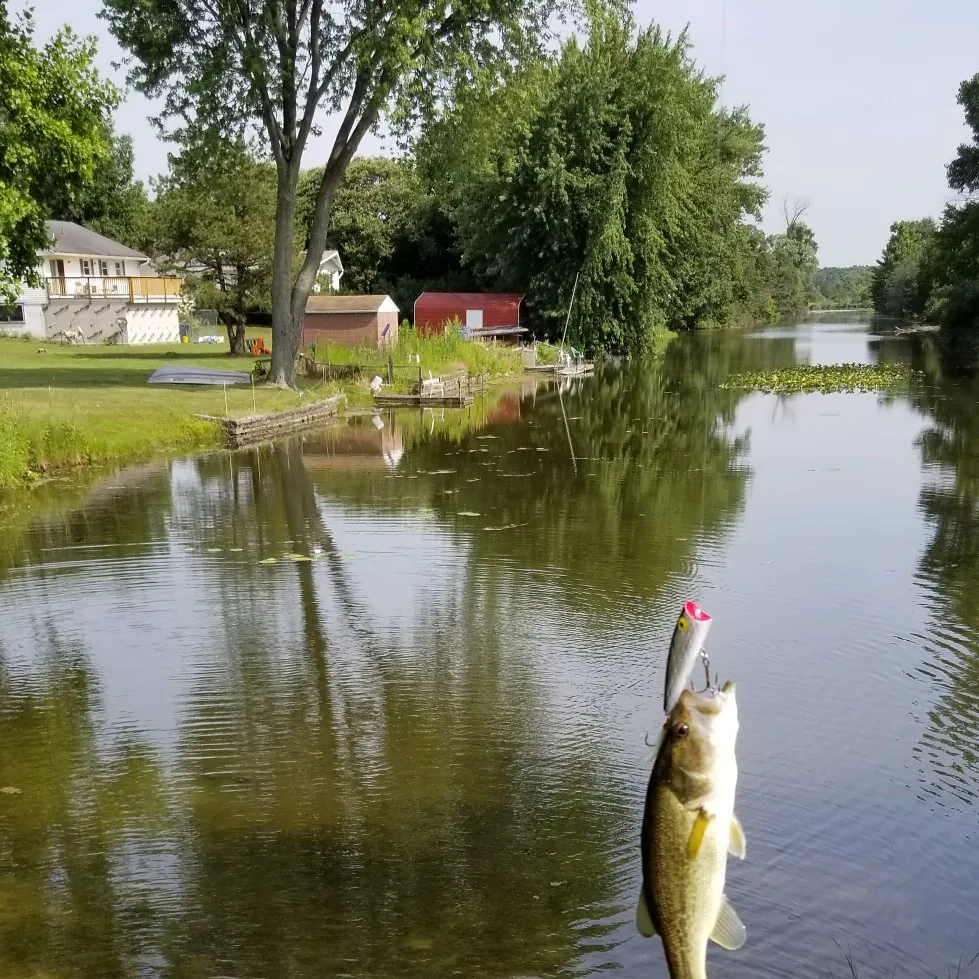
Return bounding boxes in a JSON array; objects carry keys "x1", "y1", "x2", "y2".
[
  {"x1": 300, "y1": 418, "x2": 404, "y2": 471},
  {"x1": 488, "y1": 393, "x2": 522, "y2": 424}
]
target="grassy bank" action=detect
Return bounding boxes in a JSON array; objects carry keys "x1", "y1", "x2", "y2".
[
  {"x1": 0, "y1": 328, "x2": 539, "y2": 492},
  {"x1": 0, "y1": 334, "x2": 341, "y2": 491}
]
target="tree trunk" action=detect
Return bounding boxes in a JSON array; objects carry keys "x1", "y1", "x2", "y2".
[
  {"x1": 270, "y1": 167, "x2": 299, "y2": 387},
  {"x1": 220, "y1": 311, "x2": 247, "y2": 354},
  {"x1": 227, "y1": 318, "x2": 247, "y2": 355},
  {"x1": 287, "y1": 163, "x2": 350, "y2": 356}
]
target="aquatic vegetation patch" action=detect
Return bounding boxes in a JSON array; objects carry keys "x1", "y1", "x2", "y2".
[{"x1": 719, "y1": 363, "x2": 920, "y2": 395}]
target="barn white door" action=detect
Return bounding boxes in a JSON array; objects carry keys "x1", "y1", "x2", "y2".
[{"x1": 465, "y1": 309, "x2": 483, "y2": 337}]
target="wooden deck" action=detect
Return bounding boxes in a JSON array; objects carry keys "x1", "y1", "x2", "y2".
[{"x1": 372, "y1": 368, "x2": 482, "y2": 408}]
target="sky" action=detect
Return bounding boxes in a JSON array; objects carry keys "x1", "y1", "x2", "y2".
[{"x1": 18, "y1": 0, "x2": 979, "y2": 266}]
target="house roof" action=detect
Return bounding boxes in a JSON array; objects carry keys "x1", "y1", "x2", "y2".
[
  {"x1": 305, "y1": 294, "x2": 398, "y2": 314},
  {"x1": 319, "y1": 249, "x2": 343, "y2": 271},
  {"x1": 42, "y1": 220, "x2": 148, "y2": 260}
]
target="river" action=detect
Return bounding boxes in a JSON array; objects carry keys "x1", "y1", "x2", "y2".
[{"x1": 0, "y1": 315, "x2": 977, "y2": 978}]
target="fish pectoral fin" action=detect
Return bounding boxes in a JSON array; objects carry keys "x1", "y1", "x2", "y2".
[
  {"x1": 687, "y1": 809, "x2": 712, "y2": 859},
  {"x1": 729, "y1": 814, "x2": 747, "y2": 860},
  {"x1": 710, "y1": 894, "x2": 747, "y2": 951},
  {"x1": 635, "y1": 889, "x2": 657, "y2": 938}
]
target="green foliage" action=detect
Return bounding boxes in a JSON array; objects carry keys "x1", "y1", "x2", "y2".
[
  {"x1": 0, "y1": 9, "x2": 118, "y2": 300},
  {"x1": 43, "y1": 123, "x2": 150, "y2": 249},
  {"x1": 813, "y1": 266, "x2": 874, "y2": 308},
  {"x1": 148, "y1": 142, "x2": 278, "y2": 353},
  {"x1": 297, "y1": 156, "x2": 477, "y2": 311},
  {"x1": 103, "y1": 0, "x2": 569, "y2": 388},
  {"x1": 310, "y1": 326, "x2": 521, "y2": 379},
  {"x1": 873, "y1": 74, "x2": 979, "y2": 333},
  {"x1": 870, "y1": 219, "x2": 936, "y2": 318},
  {"x1": 926, "y1": 75, "x2": 979, "y2": 333},
  {"x1": 720, "y1": 363, "x2": 917, "y2": 395},
  {"x1": 419, "y1": 13, "x2": 771, "y2": 354},
  {"x1": 299, "y1": 158, "x2": 424, "y2": 294}
]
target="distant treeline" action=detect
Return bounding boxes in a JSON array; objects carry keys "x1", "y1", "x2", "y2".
[
  {"x1": 871, "y1": 72, "x2": 979, "y2": 337},
  {"x1": 812, "y1": 266, "x2": 874, "y2": 309}
]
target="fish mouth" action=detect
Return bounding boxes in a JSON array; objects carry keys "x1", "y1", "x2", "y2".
[{"x1": 689, "y1": 681, "x2": 736, "y2": 715}]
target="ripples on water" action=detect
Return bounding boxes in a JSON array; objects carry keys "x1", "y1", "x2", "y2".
[{"x1": 1, "y1": 319, "x2": 979, "y2": 978}]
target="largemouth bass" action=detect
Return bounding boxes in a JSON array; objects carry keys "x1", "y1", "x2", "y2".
[
  {"x1": 664, "y1": 601, "x2": 712, "y2": 713},
  {"x1": 637, "y1": 682, "x2": 746, "y2": 979}
]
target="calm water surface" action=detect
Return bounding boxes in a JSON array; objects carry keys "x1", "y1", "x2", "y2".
[{"x1": 2, "y1": 316, "x2": 979, "y2": 978}]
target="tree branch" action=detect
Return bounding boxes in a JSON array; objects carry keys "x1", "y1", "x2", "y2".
[{"x1": 224, "y1": 0, "x2": 288, "y2": 165}]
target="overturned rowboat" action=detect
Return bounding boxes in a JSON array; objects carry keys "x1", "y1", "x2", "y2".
[{"x1": 147, "y1": 365, "x2": 251, "y2": 386}]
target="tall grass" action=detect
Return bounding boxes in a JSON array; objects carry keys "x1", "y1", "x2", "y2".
[
  {"x1": 310, "y1": 325, "x2": 522, "y2": 377},
  {"x1": 0, "y1": 400, "x2": 217, "y2": 492}
]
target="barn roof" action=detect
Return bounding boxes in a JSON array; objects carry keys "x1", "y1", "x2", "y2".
[
  {"x1": 305, "y1": 294, "x2": 398, "y2": 313},
  {"x1": 414, "y1": 291, "x2": 524, "y2": 307}
]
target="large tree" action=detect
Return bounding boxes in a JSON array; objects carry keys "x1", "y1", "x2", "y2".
[
  {"x1": 103, "y1": 0, "x2": 567, "y2": 387},
  {"x1": 870, "y1": 218, "x2": 936, "y2": 318},
  {"x1": 0, "y1": 9, "x2": 118, "y2": 301},
  {"x1": 44, "y1": 123, "x2": 150, "y2": 250},
  {"x1": 925, "y1": 74, "x2": 979, "y2": 333},
  {"x1": 149, "y1": 143, "x2": 277, "y2": 353},
  {"x1": 418, "y1": 13, "x2": 767, "y2": 352}
]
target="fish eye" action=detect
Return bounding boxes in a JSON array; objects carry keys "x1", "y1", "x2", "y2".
[{"x1": 674, "y1": 723, "x2": 689, "y2": 738}]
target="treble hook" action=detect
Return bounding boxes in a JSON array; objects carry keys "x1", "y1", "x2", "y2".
[{"x1": 693, "y1": 646, "x2": 713, "y2": 694}]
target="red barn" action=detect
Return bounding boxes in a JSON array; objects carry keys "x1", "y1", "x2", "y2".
[{"x1": 413, "y1": 292, "x2": 524, "y2": 337}]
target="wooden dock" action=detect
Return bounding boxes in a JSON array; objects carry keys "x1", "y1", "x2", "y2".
[
  {"x1": 373, "y1": 392, "x2": 474, "y2": 407},
  {"x1": 372, "y1": 369, "x2": 482, "y2": 408},
  {"x1": 524, "y1": 361, "x2": 594, "y2": 376}
]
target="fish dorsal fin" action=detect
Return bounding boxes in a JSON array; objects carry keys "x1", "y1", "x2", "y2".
[
  {"x1": 635, "y1": 889, "x2": 657, "y2": 938},
  {"x1": 687, "y1": 810, "x2": 711, "y2": 859},
  {"x1": 710, "y1": 894, "x2": 746, "y2": 951},
  {"x1": 729, "y1": 814, "x2": 747, "y2": 860}
]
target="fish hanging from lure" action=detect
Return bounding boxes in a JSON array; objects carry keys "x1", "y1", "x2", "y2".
[
  {"x1": 636, "y1": 600, "x2": 747, "y2": 979},
  {"x1": 664, "y1": 600, "x2": 713, "y2": 712}
]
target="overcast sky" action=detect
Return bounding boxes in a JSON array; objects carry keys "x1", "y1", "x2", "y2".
[{"x1": 19, "y1": 0, "x2": 979, "y2": 266}]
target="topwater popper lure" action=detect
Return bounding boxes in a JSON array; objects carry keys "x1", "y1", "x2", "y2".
[{"x1": 663, "y1": 601, "x2": 713, "y2": 713}]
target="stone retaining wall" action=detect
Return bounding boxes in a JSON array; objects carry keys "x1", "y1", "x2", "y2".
[{"x1": 197, "y1": 394, "x2": 344, "y2": 448}]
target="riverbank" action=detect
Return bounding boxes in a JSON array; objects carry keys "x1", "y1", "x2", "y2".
[{"x1": 0, "y1": 330, "x2": 533, "y2": 492}]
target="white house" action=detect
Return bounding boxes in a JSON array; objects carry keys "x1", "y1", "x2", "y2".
[
  {"x1": 2, "y1": 221, "x2": 182, "y2": 344},
  {"x1": 313, "y1": 249, "x2": 344, "y2": 292}
]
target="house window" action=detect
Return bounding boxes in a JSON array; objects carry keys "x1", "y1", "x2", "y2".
[
  {"x1": 80, "y1": 258, "x2": 93, "y2": 276},
  {"x1": 98, "y1": 260, "x2": 109, "y2": 277},
  {"x1": 114, "y1": 261, "x2": 124, "y2": 276},
  {"x1": 0, "y1": 304, "x2": 24, "y2": 323}
]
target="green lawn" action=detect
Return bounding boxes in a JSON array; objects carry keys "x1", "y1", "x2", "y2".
[
  {"x1": 0, "y1": 335, "x2": 342, "y2": 491},
  {"x1": 0, "y1": 327, "x2": 535, "y2": 492}
]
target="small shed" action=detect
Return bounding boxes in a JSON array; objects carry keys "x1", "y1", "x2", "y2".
[
  {"x1": 413, "y1": 292, "x2": 525, "y2": 338},
  {"x1": 303, "y1": 294, "x2": 399, "y2": 348}
]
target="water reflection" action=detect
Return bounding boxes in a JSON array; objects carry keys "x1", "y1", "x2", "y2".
[
  {"x1": 0, "y1": 631, "x2": 168, "y2": 978},
  {"x1": 11, "y1": 321, "x2": 979, "y2": 978},
  {"x1": 909, "y1": 336, "x2": 979, "y2": 814}
]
